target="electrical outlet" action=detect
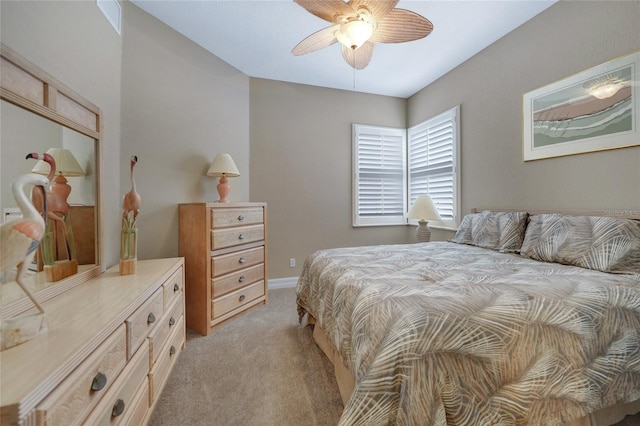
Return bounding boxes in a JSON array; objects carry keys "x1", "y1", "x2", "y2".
[{"x1": 289, "y1": 258, "x2": 296, "y2": 268}]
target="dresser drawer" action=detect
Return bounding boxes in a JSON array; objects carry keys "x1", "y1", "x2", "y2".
[
  {"x1": 121, "y1": 377, "x2": 149, "y2": 426},
  {"x1": 36, "y1": 324, "x2": 127, "y2": 426},
  {"x1": 212, "y1": 264, "x2": 264, "y2": 298},
  {"x1": 212, "y1": 281, "x2": 265, "y2": 319},
  {"x1": 149, "y1": 315, "x2": 185, "y2": 403},
  {"x1": 211, "y1": 224, "x2": 264, "y2": 250},
  {"x1": 148, "y1": 296, "x2": 184, "y2": 367},
  {"x1": 82, "y1": 340, "x2": 149, "y2": 425},
  {"x1": 126, "y1": 287, "x2": 164, "y2": 359},
  {"x1": 211, "y1": 246, "x2": 264, "y2": 277},
  {"x1": 162, "y1": 266, "x2": 184, "y2": 310},
  {"x1": 211, "y1": 207, "x2": 263, "y2": 228}
]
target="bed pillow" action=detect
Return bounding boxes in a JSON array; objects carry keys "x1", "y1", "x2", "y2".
[
  {"x1": 520, "y1": 214, "x2": 640, "y2": 274},
  {"x1": 450, "y1": 211, "x2": 529, "y2": 253}
]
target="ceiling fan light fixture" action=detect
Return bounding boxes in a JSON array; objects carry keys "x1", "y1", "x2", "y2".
[{"x1": 336, "y1": 19, "x2": 373, "y2": 50}]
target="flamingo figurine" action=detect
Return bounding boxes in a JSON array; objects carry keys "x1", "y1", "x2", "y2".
[
  {"x1": 26, "y1": 152, "x2": 76, "y2": 264},
  {"x1": 1, "y1": 173, "x2": 50, "y2": 349},
  {"x1": 122, "y1": 155, "x2": 141, "y2": 227},
  {"x1": 120, "y1": 155, "x2": 140, "y2": 274}
]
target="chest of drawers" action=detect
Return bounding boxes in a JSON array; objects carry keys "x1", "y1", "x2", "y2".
[
  {"x1": 179, "y1": 202, "x2": 268, "y2": 335},
  {"x1": 0, "y1": 258, "x2": 185, "y2": 426}
]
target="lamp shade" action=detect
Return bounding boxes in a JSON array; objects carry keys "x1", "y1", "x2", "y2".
[
  {"x1": 207, "y1": 153, "x2": 240, "y2": 177},
  {"x1": 31, "y1": 147, "x2": 84, "y2": 177},
  {"x1": 407, "y1": 195, "x2": 441, "y2": 221}
]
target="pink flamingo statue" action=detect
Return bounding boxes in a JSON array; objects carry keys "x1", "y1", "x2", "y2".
[
  {"x1": 1, "y1": 173, "x2": 50, "y2": 349},
  {"x1": 26, "y1": 152, "x2": 76, "y2": 267},
  {"x1": 120, "y1": 155, "x2": 140, "y2": 275},
  {"x1": 122, "y1": 155, "x2": 141, "y2": 226}
]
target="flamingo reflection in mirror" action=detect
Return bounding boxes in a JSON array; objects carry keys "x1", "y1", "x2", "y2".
[
  {"x1": 0, "y1": 172, "x2": 50, "y2": 350},
  {"x1": 120, "y1": 155, "x2": 140, "y2": 275},
  {"x1": 26, "y1": 152, "x2": 77, "y2": 270}
]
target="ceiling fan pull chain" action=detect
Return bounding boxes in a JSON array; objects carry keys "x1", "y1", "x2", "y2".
[{"x1": 353, "y1": 66, "x2": 356, "y2": 90}]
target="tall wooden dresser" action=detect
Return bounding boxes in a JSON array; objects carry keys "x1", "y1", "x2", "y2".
[{"x1": 179, "y1": 202, "x2": 268, "y2": 335}]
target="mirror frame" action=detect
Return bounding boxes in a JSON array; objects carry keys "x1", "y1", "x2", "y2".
[{"x1": 1, "y1": 43, "x2": 103, "y2": 317}]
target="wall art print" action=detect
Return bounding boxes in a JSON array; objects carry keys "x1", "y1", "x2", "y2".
[{"x1": 523, "y1": 51, "x2": 639, "y2": 161}]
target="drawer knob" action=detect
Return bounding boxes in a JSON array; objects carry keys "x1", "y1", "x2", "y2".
[
  {"x1": 173, "y1": 283, "x2": 179, "y2": 292},
  {"x1": 170, "y1": 345, "x2": 176, "y2": 356},
  {"x1": 238, "y1": 276, "x2": 246, "y2": 283},
  {"x1": 238, "y1": 233, "x2": 246, "y2": 240},
  {"x1": 238, "y1": 214, "x2": 245, "y2": 221},
  {"x1": 91, "y1": 372, "x2": 107, "y2": 391},
  {"x1": 239, "y1": 294, "x2": 246, "y2": 302},
  {"x1": 112, "y1": 399, "x2": 125, "y2": 418},
  {"x1": 239, "y1": 257, "x2": 246, "y2": 264},
  {"x1": 147, "y1": 312, "x2": 156, "y2": 324},
  {"x1": 169, "y1": 317, "x2": 176, "y2": 326}
]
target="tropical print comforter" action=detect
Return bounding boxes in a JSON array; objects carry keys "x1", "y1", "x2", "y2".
[{"x1": 296, "y1": 242, "x2": 640, "y2": 426}]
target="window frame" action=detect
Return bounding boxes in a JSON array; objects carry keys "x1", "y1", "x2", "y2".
[
  {"x1": 407, "y1": 106, "x2": 460, "y2": 229},
  {"x1": 352, "y1": 106, "x2": 460, "y2": 229},
  {"x1": 352, "y1": 124, "x2": 407, "y2": 227}
]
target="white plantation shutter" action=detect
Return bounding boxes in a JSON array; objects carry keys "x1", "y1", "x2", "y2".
[
  {"x1": 353, "y1": 124, "x2": 407, "y2": 226},
  {"x1": 408, "y1": 106, "x2": 459, "y2": 227}
]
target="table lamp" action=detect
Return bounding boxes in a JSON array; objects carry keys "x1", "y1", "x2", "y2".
[
  {"x1": 207, "y1": 153, "x2": 240, "y2": 203},
  {"x1": 31, "y1": 147, "x2": 84, "y2": 208},
  {"x1": 406, "y1": 195, "x2": 441, "y2": 242}
]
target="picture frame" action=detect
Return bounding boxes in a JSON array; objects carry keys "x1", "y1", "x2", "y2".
[{"x1": 523, "y1": 51, "x2": 639, "y2": 161}]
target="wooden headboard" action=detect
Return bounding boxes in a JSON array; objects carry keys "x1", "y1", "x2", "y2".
[{"x1": 470, "y1": 208, "x2": 640, "y2": 221}]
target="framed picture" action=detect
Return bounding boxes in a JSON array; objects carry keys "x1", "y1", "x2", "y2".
[{"x1": 523, "y1": 51, "x2": 639, "y2": 161}]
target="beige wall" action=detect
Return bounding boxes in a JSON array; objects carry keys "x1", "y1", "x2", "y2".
[
  {"x1": 120, "y1": 2, "x2": 250, "y2": 260},
  {"x1": 408, "y1": 1, "x2": 640, "y2": 226},
  {"x1": 250, "y1": 79, "x2": 410, "y2": 278},
  {"x1": 0, "y1": 0, "x2": 123, "y2": 268}
]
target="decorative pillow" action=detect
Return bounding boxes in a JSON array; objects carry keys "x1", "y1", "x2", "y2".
[
  {"x1": 451, "y1": 211, "x2": 529, "y2": 253},
  {"x1": 520, "y1": 214, "x2": 640, "y2": 274}
]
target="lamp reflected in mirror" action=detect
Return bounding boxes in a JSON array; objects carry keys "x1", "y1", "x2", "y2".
[{"x1": 31, "y1": 147, "x2": 85, "y2": 209}]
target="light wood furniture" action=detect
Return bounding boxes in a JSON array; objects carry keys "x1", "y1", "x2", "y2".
[
  {"x1": 179, "y1": 202, "x2": 268, "y2": 335},
  {"x1": 0, "y1": 258, "x2": 185, "y2": 425}
]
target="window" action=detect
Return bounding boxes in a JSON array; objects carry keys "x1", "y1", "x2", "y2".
[
  {"x1": 408, "y1": 106, "x2": 459, "y2": 228},
  {"x1": 352, "y1": 106, "x2": 459, "y2": 228},
  {"x1": 352, "y1": 125, "x2": 406, "y2": 226}
]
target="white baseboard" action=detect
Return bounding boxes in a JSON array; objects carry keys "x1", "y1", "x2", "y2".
[{"x1": 268, "y1": 276, "x2": 298, "y2": 290}]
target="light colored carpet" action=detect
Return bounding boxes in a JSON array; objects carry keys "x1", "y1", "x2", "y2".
[
  {"x1": 150, "y1": 287, "x2": 640, "y2": 426},
  {"x1": 148, "y1": 287, "x2": 343, "y2": 426}
]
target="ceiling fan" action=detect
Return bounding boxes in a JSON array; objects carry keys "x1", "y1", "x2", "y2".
[{"x1": 292, "y1": 0, "x2": 434, "y2": 70}]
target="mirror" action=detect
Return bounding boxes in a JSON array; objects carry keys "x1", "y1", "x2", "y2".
[{"x1": 1, "y1": 44, "x2": 102, "y2": 316}]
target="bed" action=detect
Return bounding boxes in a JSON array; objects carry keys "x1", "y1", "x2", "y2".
[{"x1": 296, "y1": 211, "x2": 640, "y2": 425}]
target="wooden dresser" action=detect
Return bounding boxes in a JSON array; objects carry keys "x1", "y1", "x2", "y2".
[
  {"x1": 0, "y1": 258, "x2": 185, "y2": 426},
  {"x1": 179, "y1": 202, "x2": 268, "y2": 335}
]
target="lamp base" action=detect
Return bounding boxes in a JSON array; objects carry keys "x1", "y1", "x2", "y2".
[
  {"x1": 415, "y1": 220, "x2": 431, "y2": 243},
  {"x1": 217, "y1": 176, "x2": 231, "y2": 203},
  {"x1": 51, "y1": 174, "x2": 71, "y2": 215}
]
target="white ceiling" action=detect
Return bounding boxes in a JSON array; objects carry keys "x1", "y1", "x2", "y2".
[{"x1": 130, "y1": 0, "x2": 557, "y2": 98}]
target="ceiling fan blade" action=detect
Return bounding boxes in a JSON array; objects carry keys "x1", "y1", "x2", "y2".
[
  {"x1": 292, "y1": 25, "x2": 340, "y2": 56},
  {"x1": 294, "y1": 0, "x2": 355, "y2": 24},
  {"x1": 348, "y1": 0, "x2": 398, "y2": 22},
  {"x1": 342, "y1": 41, "x2": 374, "y2": 70},
  {"x1": 369, "y1": 8, "x2": 433, "y2": 43}
]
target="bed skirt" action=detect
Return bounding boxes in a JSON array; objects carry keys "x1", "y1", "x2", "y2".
[{"x1": 306, "y1": 317, "x2": 640, "y2": 426}]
